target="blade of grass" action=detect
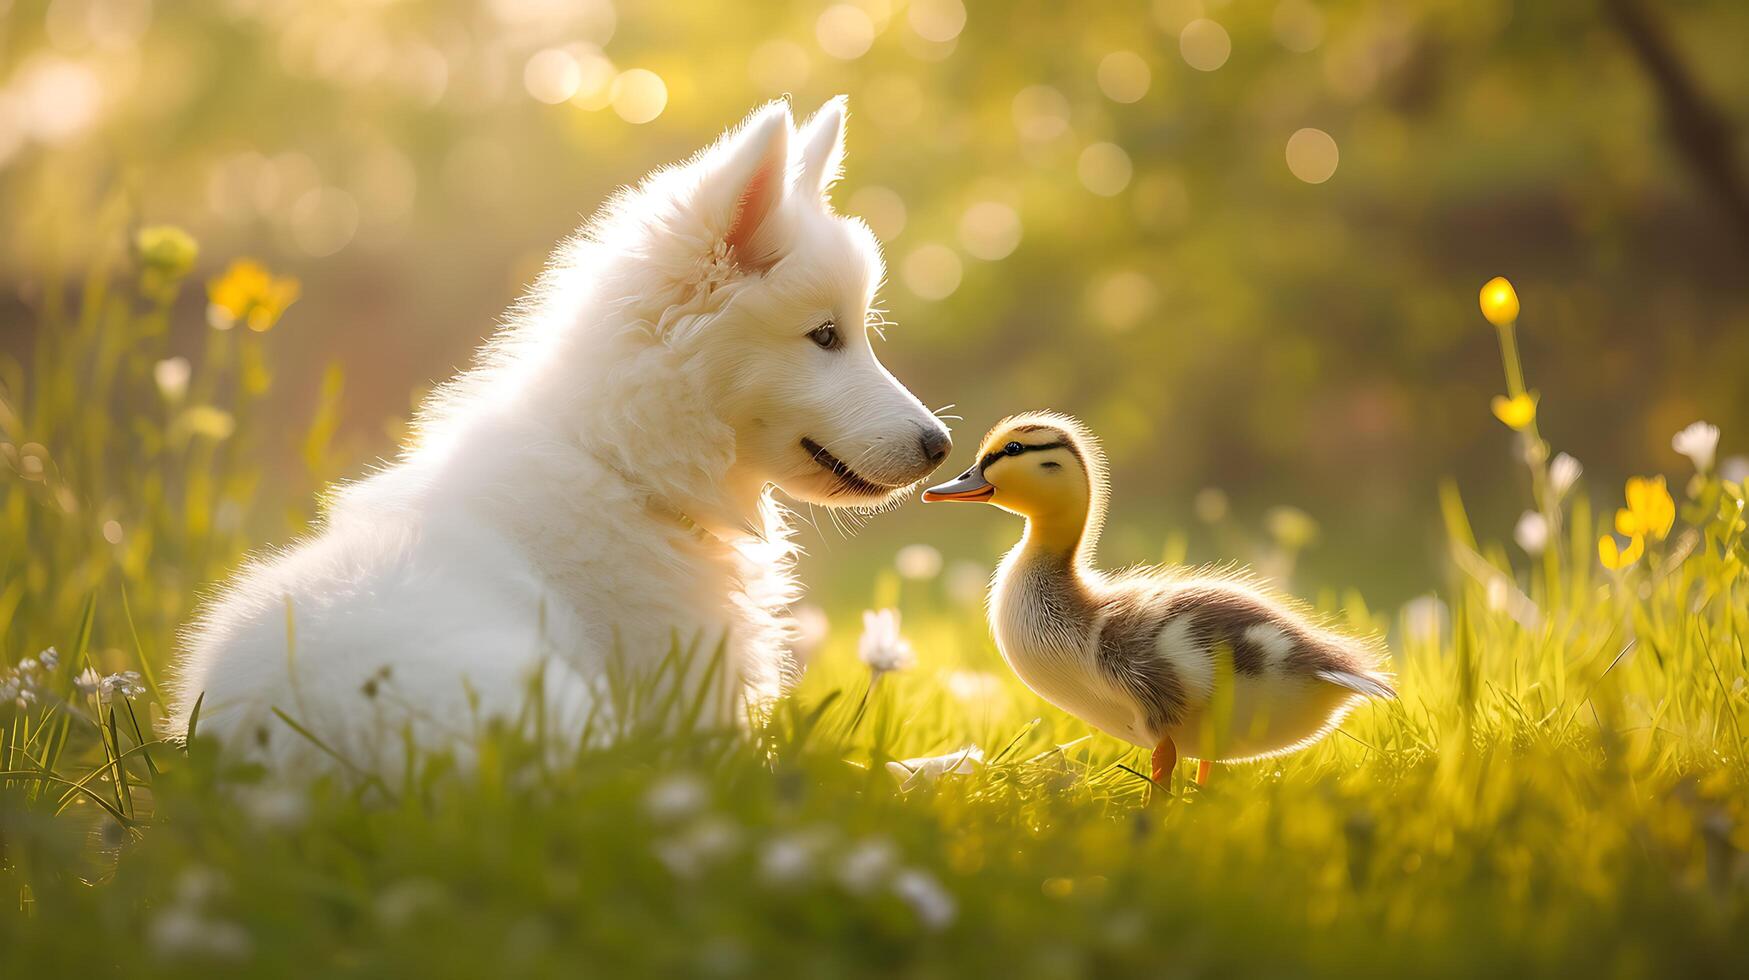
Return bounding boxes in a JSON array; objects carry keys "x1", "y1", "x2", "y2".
[
  {"x1": 270, "y1": 707, "x2": 394, "y2": 801},
  {"x1": 118, "y1": 580, "x2": 164, "y2": 703}
]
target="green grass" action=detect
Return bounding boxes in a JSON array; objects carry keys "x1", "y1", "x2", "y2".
[{"x1": 3, "y1": 226, "x2": 1747, "y2": 978}]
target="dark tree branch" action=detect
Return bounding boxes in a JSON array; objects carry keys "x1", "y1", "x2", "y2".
[{"x1": 1604, "y1": 0, "x2": 1749, "y2": 249}]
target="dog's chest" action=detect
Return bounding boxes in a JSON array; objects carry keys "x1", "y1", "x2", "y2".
[{"x1": 538, "y1": 523, "x2": 793, "y2": 699}]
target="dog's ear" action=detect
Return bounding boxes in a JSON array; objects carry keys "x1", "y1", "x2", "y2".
[
  {"x1": 797, "y1": 96, "x2": 848, "y2": 200},
  {"x1": 700, "y1": 101, "x2": 793, "y2": 272}
]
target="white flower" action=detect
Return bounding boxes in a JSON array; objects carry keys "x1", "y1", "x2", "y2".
[
  {"x1": 858, "y1": 609, "x2": 915, "y2": 675},
  {"x1": 885, "y1": 745, "x2": 984, "y2": 792},
  {"x1": 836, "y1": 837, "x2": 899, "y2": 895},
  {"x1": 892, "y1": 868, "x2": 957, "y2": 931},
  {"x1": 643, "y1": 773, "x2": 708, "y2": 824},
  {"x1": 944, "y1": 670, "x2": 1001, "y2": 704},
  {"x1": 757, "y1": 829, "x2": 832, "y2": 888},
  {"x1": 99, "y1": 670, "x2": 146, "y2": 703},
  {"x1": 653, "y1": 816, "x2": 741, "y2": 879},
  {"x1": 175, "y1": 867, "x2": 226, "y2": 906},
  {"x1": 1548, "y1": 453, "x2": 1583, "y2": 500},
  {"x1": 38, "y1": 647, "x2": 59, "y2": 671},
  {"x1": 1673, "y1": 421, "x2": 1720, "y2": 474},
  {"x1": 895, "y1": 543, "x2": 943, "y2": 580},
  {"x1": 148, "y1": 909, "x2": 250, "y2": 961},
  {"x1": 3, "y1": 661, "x2": 41, "y2": 707},
  {"x1": 154, "y1": 356, "x2": 192, "y2": 402},
  {"x1": 74, "y1": 667, "x2": 101, "y2": 696},
  {"x1": 375, "y1": 878, "x2": 446, "y2": 930},
  {"x1": 1513, "y1": 511, "x2": 1549, "y2": 556}
]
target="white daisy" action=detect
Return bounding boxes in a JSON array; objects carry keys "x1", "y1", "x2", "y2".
[
  {"x1": 1514, "y1": 511, "x2": 1549, "y2": 556},
  {"x1": 1548, "y1": 453, "x2": 1583, "y2": 499},
  {"x1": 858, "y1": 609, "x2": 915, "y2": 675},
  {"x1": 892, "y1": 868, "x2": 957, "y2": 931},
  {"x1": 99, "y1": 670, "x2": 146, "y2": 703},
  {"x1": 1672, "y1": 421, "x2": 1720, "y2": 474}
]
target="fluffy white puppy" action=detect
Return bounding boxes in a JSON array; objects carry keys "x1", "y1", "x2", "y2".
[{"x1": 167, "y1": 99, "x2": 952, "y2": 774}]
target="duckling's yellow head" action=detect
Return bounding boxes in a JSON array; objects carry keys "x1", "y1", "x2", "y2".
[{"x1": 922, "y1": 411, "x2": 1107, "y2": 528}]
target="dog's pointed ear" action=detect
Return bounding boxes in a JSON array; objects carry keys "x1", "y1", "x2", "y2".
[
  {"x1": 797, "y1": 96, "x2": 848, "y2": 200},
  {"x1": 701, "y1": 101, "x2": 793, "y2": 272}
]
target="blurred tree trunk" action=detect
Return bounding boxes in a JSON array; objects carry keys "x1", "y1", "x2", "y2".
[{"x1": 1604, "y1": 0, "x2": 1749, "y2": 251}]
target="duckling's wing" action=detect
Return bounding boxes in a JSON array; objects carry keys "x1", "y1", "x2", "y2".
[
  {"x1": 1313, "y1": 669, "x2": 1397, "y2": 700},
  {"x1": 1153, "y1": 578, "x2": 1394, "y2": 690}
]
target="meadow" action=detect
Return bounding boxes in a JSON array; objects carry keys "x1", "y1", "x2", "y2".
[
  {"x1": 7, "y1": 1, "x2": 1749, "y2": 976},
  {"x1": 2, "y1": 226, "x2": 1746, "y2": 977}
]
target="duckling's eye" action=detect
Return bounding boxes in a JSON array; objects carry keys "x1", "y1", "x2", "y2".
[
  {"x1": 808, "y1": 321, "x2": 840, "y2": 350},
  {"x1": 1004, "y1": 441, "x2": 1024, "y2": 456}
]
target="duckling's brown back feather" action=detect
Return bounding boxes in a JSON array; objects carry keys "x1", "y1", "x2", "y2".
[{"x1": 1091, "y1": 574, "x2": 1393, "y2": 737}]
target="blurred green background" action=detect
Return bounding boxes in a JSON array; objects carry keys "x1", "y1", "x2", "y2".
[{"x1": 4, "y1": 0, "x2": 1747, "y2": 610}]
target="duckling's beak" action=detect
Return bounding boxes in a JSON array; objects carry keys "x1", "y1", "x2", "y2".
[{"x1": 922, "y1": 467, "x2": 994, "y2": 503}]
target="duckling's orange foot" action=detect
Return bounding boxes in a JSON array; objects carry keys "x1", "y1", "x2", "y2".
[
  {"x1": 1196, "y1": 759, "x2": 1213, "y2": 786},
  {"x1": 1150, "y1": 736, "x2": 1178, "y2": 791}
]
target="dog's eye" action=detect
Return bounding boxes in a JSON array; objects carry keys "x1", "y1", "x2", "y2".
[
  {"x1": 1004, "y1": 442, "x2": 1024, "y2": 455},
  {"x1": 808, "y1": 321, "x2": 839, "y2": 350}
]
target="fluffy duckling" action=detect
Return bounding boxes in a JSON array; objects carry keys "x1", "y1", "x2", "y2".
[{"x1": 923, "y1": 412, "x2": 1395, "y2": 788}]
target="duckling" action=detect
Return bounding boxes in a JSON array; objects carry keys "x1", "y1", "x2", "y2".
[{"x1": 923, "y1": 412, "x2": 1395, "y2": 789}]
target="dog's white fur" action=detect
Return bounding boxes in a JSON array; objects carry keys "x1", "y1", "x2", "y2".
[{"x1": 166, "y1": 100, "x2": 951, "y2": 774}]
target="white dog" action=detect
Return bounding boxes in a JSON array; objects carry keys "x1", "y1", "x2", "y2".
[{"x1": 167, "y1": 99, "x2": 952, "y2": 774}]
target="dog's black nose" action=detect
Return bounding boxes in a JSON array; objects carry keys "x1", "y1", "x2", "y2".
[{"x1": 919, "y1": 426, "x2": 952, "y2": 465}]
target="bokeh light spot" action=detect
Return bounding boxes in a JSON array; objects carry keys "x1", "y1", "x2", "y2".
[
  {"x1": 907, "y1": 0, "x2": 967, "y2": 43},
  {"x1": 17, "y1": 57, "x2": 103, "y2": 143},
  {"x1": 902, "y1": 244, "x2": 963, "y2": 301},
  {"x1": 1087, "y1": 269, "x2": 1157, "y2": 331},
  {"x1": 847, "y1": 185, "x2": 907, "y2": 242},
  {"x1": 611, "y1": 69, "x2": 667, "y2": 124},
  {"x1": 1077, "y1": 142, "x2": 1133, "y2": 196},
  {"x1": 1285, "y1": 127, "x2": 1339, "y2": 184},
  {"x1": 568, "y1": 49, "x2": 618, "y2": 110},
  {"x1": 288, "y1": 187, "x2": 360, "y2": 257},
  {"x1": 524, "y1": 48, "x2": 581, "y2": 104},
  {"x1": 816, "y1": 5, "x2": 876, "y2": 60},
  {"x1": 958, "y1": 201, "x2": 1022, "y2": 260},
  {"x1": 895, "y1": 543, "x2": 944, "y2": 579},
  {"x1": 1012, "y1": 85, "x2": 1070, "y2": 142},
  {"x1": 1097, "y1": 51, "x2": 1151, "y2": 104},
  {"x1": 1179, "y1": 18, "x2": 1232, "y2": 72}
]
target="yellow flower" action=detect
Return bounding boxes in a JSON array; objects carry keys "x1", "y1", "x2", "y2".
[
  {"x1": 1614, "y1": 475, "x2": 1675, "y2": 541},
  {"x1": 135, "y1": 225, "x2": 200, "y2": 302},
  {"x1": 1490, "y1": 392, "x2": 1536, "y2": 430},
  {"x1": 1597, "y1": 533, "x2": 1643, "y2": 570},
  {"x1": 207, "y1": 259, "x2": 300, "y2": 332},
  {"x1": 135, "y1": 225, "x2": 199, "y2": 278},
  {"x1": 1479, "y1": 276, "x2": 1519, "y2": 327}
]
